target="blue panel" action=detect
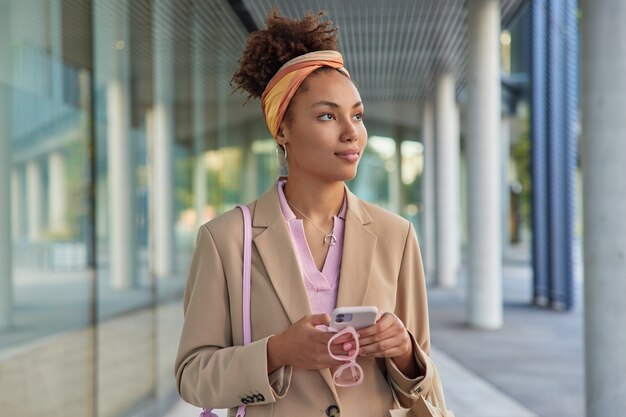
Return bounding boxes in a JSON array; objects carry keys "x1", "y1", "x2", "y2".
[
  {"x1": 530, "y1": 0, "x2": 578, "y2": 310},
  {"x1": 530, "y1": 0, "x2": 550, "y2": 305}
]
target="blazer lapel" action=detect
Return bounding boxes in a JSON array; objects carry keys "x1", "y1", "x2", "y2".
[
  {"x1": 252, "y1": 187, "x2": 312, "y2": 325},
  {"x1": 251, "y1": 185, "x2": 375, "y2": 403},
  {"x1": 253, "y1": 186, "x2": 339, "y2": 401},
  {"x1": 336, "y1": 190, "x2": 377, "y2": 308}
]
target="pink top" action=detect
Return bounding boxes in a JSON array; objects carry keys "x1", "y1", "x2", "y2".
[{"x1": 276, "y1": 180, "x2": 347, "y2": 316}]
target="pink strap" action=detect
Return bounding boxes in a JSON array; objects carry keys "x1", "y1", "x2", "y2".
[
  {"x1": 238, "y1": 204, "x2": 252, "y2": 346},
  {"x1": 202, "y1": 205, "x2": 252, "y2": 417},
  {"x1": 236, "y1": 205, "x2": 252, "y2": 417}
]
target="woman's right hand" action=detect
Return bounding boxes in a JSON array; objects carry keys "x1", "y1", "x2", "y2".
[{"x1": 267, "y1": 314, "x2": 346, "y2": 373}]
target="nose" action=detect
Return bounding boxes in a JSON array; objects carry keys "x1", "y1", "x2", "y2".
[{"x1": 339, "y1": 117, "x2": 358, "y2": 143}]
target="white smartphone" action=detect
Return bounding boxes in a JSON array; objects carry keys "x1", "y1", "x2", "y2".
[{"x1": 330, "y1": 306, "x2": 379, "y2": 331}]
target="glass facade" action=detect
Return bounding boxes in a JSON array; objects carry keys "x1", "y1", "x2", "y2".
[{"x1": 0, "y1": 1, "x2": 423, "y2": 416}]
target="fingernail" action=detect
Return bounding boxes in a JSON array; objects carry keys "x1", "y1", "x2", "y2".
[{"x1": 344, "y1": 342, "x2": 352, "y2": 351}]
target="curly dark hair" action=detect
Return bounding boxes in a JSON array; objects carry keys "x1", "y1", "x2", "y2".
[{"x1": 231, "y1": 7, "x2": 340, "y2": 100}]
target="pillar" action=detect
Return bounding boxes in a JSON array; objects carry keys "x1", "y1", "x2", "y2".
[
  {"x1": 26, "y1": 160, "x2": 44, "y2": 241},
  {"x1": 101, "y1": 0, "x2": 136, "y2": 289},
  {"x1": 389, "y1": 133, "x2": 403, "y2": 215},
  {"x1": 501, "y1": 114, "x2": 512, "y2": 248},
  {"x1": 192, "y1": 11, "x2": 207, "y2": 230},
  {"x1": 531, "y1": 0, "x2": 578, "y2": 310},
  {"x1": 50, "y1": 0, "x2": 63, "y2": 103},
  {"x1": 48, "y1": 151, "x2": 68, "y2": 233},
  {"x1": 0, "y1": 0, "x2": 13, "y2": 329},
  {"x1": 466, "y1": 0, "x2": 502, "y2": 328},
  {"x1": 582, "y1": 0, "x2": 626, "y2": 414},
  {"x1": 152, "y1": 0, "x2": 176, "y2": 278},
  {"x1": 11, "y1": 169, "x2": 22, "y2": 240},
  {"x1": 434, "y1": 72, "x2": 460, "y2": 288},
  {"x1": 421, "y1": 101, "x2": 436, "y2": 284},
  {"x1": 242, "y1": 124, "x2": 257, "y2": 203}
]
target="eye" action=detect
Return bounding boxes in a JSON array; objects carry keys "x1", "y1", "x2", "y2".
[
  {"x1": 319, "y1": 113, "x2": 334, "y2": 121},
  {"x1": 353, "y1": 113, "x2": 364, "y2": 121}
]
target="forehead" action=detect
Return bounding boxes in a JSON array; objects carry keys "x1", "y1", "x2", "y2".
[{"x1": 298, "y1": 69, "x2": 362, "y2": 106}]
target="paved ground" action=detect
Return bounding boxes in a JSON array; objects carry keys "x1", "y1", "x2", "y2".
[
  {"x1": 427, "y1": 246, "x2": 584, "y2": 417},
  {"x1": 166, "y1": 245, "x2": 582, "y2": 417}
]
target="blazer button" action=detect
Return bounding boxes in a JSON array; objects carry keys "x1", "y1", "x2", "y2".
[{"x1": 325, "y1": 405, "x2": 340, "y2": 417}]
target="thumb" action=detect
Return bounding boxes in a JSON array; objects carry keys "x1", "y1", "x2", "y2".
[{"x1": 308, "y1": 313, "x2": 331, "y2": 327}]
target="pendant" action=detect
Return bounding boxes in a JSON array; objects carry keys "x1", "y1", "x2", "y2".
[{"x1": 324, "y1": 233, "x2": 338, "y2": 246}]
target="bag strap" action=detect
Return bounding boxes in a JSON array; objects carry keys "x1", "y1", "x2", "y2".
[
  {"x1": 235, "y1": 204, "x2": 252, "y2": 417},
  {"x1": 239, "y1": 204, "x2": 252, "y2": 345},
  {"x1": 202, "y1": 205, "x2": 252, "y2": 417}
]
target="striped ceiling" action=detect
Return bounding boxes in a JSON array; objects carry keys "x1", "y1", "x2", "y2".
[
  {"x1": 241, "y1": 0, "x2": 527, "y2": 102},
  {"x1": 85, "y1": 0, "x2": 527, "y2": 136}
]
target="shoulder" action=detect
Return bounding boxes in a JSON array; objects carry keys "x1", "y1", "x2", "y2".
[
  {"x1": 349, "y1": 196, "x2": 422, "y2": 272},
  {"x1": 351, "y1": 197, "x2": 413, "y2": 241},
  {"x1": 198, "y1": 201, "x2": 257, "y2": 246}
]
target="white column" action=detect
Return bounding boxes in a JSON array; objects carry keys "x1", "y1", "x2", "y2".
[
  {"x1": 50, "y1": 0, "x2": 63, "y2": 103},
  {"x1": 466, "y1": 0, "x2": 502, "y2": 329},
  {"x1": 582, "y1": 0, "x2": 626, "y2": 414},
  {"x1": 48, "y1": 151, "x2": 67, "y2": 233},
  {"x1": 243, "y1": 129, "x2": 257, "y2": 203},
  {"x1": 192, "y1": 12, "x2": 207, "y2": 230},
  {"x1": 450, "y1": 103, "x2": 462, "y2": 274},
  {"x1": 26, "y1": 160, "x2": 44, "y2": 241},
  {"x1": 11, "y1": 169, "x2": 22, "y2": 240},
  {"x1": 388, "y1": 136, "x2": 403, "y2": 214},
  {"x1": 422, "y1": 101, "x2": 436, "y2": 283},
  {"x1": 501, "y1": 114, "x2": 512, "y2": 248},
  {"x1": 435, "y1": 72, "x2": 460, "y2": 288},
  {"x1": 152, "y1": 0, "x2": 175, "y2": 278},
  {"x1": 107, "y1": 83, "x2": 136, "y2": 289},
  {"x1": 103, "y1": 1, "x2": 136, "y2": 289},
  {"x1": 0, "y1": 0, "x2": 13, "y2": 329}
]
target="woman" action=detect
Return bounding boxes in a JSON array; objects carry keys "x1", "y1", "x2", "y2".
[{"x1": 175, "y1": 9, "x2": 437, "y2": 417}]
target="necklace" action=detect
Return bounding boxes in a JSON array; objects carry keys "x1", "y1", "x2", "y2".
[{"x1": 286, "y1": 200, "x2": 337, "y2": 246}]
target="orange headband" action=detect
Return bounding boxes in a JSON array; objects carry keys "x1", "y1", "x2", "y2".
[{"x1": 261, "y1": 50, "x2": 350, "y2": 139}]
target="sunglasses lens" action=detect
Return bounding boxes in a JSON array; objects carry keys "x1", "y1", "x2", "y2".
[
  {"x1": 329, "y1": 329, "x2": 359, "y2": 360},
  {"x1": 334, "y1": 363, "x2": 363, "y2": 386}
]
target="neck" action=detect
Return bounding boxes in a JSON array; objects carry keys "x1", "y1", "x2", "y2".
[{"x1": 283, "y1": 175, "x2": 345, "y2": 221}]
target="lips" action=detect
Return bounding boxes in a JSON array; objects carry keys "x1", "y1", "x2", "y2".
[{"x1": 335, "y1": 148, "x2": 360, "y2": 162}]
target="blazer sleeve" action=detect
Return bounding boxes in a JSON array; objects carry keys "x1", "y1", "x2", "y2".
[
  {"x1": 384, "y1": 222, "x2": 436, "y2": 407},
  {"x1": 174, "y1": 224, "x2": 291, "y2": 409}
]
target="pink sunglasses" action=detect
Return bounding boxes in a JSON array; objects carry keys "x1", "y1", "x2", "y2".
[{"x1": 327, "y1": 326, "x2": 364, "y2": 387}]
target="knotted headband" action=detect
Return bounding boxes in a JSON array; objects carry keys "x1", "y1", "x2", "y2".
[{"x1": 261, "y1": 50, "x2": 350, "y2": 138}]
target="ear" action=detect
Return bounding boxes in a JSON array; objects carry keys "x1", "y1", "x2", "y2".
[
  {"x1": 277, "y1": 119, "x2": 293, "y2": 142},
  {"x1": 276, "y1": 124, "x2": 286, "y2": 141}
]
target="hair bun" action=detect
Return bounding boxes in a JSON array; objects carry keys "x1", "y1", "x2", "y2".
[{"x1": 231, "y1": 8, "x2": 339, "y2": 100}]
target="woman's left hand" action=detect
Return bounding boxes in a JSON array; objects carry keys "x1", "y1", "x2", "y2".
[
  {"x1": 356, "y1": 312, "x2": 411, "y2": 359},
  {"x1": 357, "y1": 312, "x2": 420, "y2": 378}
]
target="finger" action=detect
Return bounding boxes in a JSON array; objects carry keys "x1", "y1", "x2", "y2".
[
  {"x1": 358, "y1": 313, "x2": 400, "y2": 338},
  {"x1": 359, "y1": 324, "x2": 399, "y2": 347},
  {"x1": 360, "y1": 346, "x2": 407, "y2": 358},
  {"x1": 359, "y1": 336, "x2": 401, "y2": 356},
  {"x1": 328, "y1": 340, "x2": 355, "y2": 353},
  {"x1": 329, "y1": 345, "x2": 353, "y2": 357},
  {"x1": 328, "y1": 333, "x2": 357, "y2": 345},
  {"x1": 308, "y1": 313, "x2": 331, "y2": 327},
  {"x1": 359, "y1": 330, "x2": 409, "y2": 356}
]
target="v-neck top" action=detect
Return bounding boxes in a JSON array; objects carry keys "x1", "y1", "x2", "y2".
[{"x1": 276, "y1": 180, "x2": 347, "y2": 316}]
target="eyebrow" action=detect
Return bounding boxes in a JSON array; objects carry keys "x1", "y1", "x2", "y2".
[{"x1": 311, "y1": 100, "x2": 363, "y2": 109}]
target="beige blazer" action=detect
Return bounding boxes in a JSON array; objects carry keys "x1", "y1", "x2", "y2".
[{"x1": 175, "y1": 185, "x2": 436, "y2": 417}]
